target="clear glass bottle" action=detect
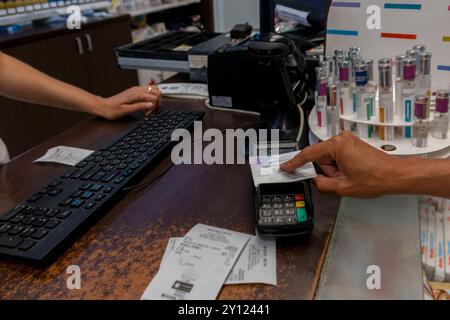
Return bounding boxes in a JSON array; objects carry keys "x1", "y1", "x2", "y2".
[
  {"x1": 315, "y1": 73, "x2": 328, "y2": 128},
  {"x1": 378, "y1": 62, "x2": 395, "y2": 141},
  {"x1": 349, "y1": 53, "x2": 362, "y2": 114},
  {"x1": 395, "y1": 55, "x2": 406, "y2": 120},
  {"x1": 334, "y1": 51, "x2": 345, "y2": 80},
  {"x1": 323, "y1": 56, "x2": 335, "y2": 85},
  {"x1": 365, "y1": 59, "x2": 376, "y2": 120},
  {"x1": 412, "y1": 95, "x2": 429, "y2": 147},
  {"x1": 416, "y1": 52, "x2": 432, "y2": 117},
  {"x1": 413, "y1": 44, "x2": 426, "y2": 53},
  {"x1": 338, "y1": 60, "x2": 353, "y2": 115},
  {"x1": 432, "y1": 90, "x2": 449, "y2": 139},
  {"x1": 401, "y1": 57, "x2": 417, "y2": 138},
  {"x1": 355, "y1": 62, "x2": 372, "y2": 138},
  {"x1": 326, "y1": 85, "x2": 340, "y2": 137}
]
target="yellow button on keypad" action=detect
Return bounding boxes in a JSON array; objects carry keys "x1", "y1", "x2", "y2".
[{"x1": 295, "y1": 201, "x2": 305, "y2": 208}]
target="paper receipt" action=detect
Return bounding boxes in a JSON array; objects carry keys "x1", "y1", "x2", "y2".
[
  {"x1": 161, "y1": 236, "x2": 277, "y2": 286},
  {"x1": 250, "y1": 151, "x2": 317, "y2": 187},
  {"x1": 33, "y1": 146, "x2": 94, "y2": 166},
  {"x1": 141, "y1": 224, "x2": 251, "y2": 300}
]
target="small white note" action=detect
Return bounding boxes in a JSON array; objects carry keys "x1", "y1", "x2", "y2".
[{"x1": 34, "y1": 146, "x2": 94, "y2": 166}]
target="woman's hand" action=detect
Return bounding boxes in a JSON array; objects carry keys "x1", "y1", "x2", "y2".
[{"x1": 95, "y1": 85, "x2": 162, "y2": 120}]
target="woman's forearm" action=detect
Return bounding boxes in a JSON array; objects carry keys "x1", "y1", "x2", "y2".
[
  {"x1": 388, "y1": 157, "x2": 450, "y2": 198},
  {"x1": 0, "y1": 52, "x2": 103, "y2": 115}
]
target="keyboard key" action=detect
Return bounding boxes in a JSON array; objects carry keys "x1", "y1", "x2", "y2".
[
  {"x1": 44, "y1": 220, "x2": 60, "y2": 229},
  {"x1": 90, "y1": 184, "x2": 103, "y2": 192},
  {"x1": 80, "y1": 192, "x2": 94, "y2": 200},
  {"x1": 285, "y1": 208, "x2": 296, "y2": 216},
  {"x1": 284, "y1": 202, "x2": 295, "y2": 209},
  {"x1": 0, "y1": 205, "x2": 26, "y2": 222},
  {"x1": 20, "y1": 228, "x2": 36, "y2": 238},
  {"x1": 0, "y1": 224, "x2": 12, "y2": 233},
  {"x1": 94, "y1": 194, "x2": 106, "y2": 201},
  {"x1": 283, "y1": 195, "x2": 294, "y2": 202},
  {"x1": 104, "y1": 186, "x2": 114, "y2": 193},
  {"x1": 44, "y1": 209, "x2": 58, "y2": 218},
  {"x1": 85, "y1": 202, "x2": 97, "y2": 210},
  {"x1": 79, "y1": 183, "x2": 93, "y2": 191},
  {"x1": 38, "y1": 188, "x2": 49, "y2": 195},
  {"x1": 262, "y1": 210, "x2": 272, "y2": 217},
  {"x1": 27, "y1": 194, "x2": 42, "y2": 203},
  {"x1": 21, "y1": 217, "x2": 37, "y2": 226},
  {"x1": 261, "y1": 218, "x2": 272, "y2": 225},
  {"x1": 295, "y1": 194, "x2": 305, "y2": 201},
  {"x1": 49, "y1": 180, "x2": 62, "y2": 187},
  {"x1": 56, "y1": 211, "x2": 72, "y2": 220},
  {"x1": 59, "y1": 199, "x2": 72, "y2": 207},
  {"x1": 274, "y1": 217, "x2": 284, "y2": 225},
  {"x1": 48, "y1": 188, "x2": 63, "y2": 196},
  {"x1": 114, "y1": 177, "x2": 125, "y2": 184},
  {"x1": 32, "y1": 218, "x2": 48, "y2": 227},
  {"x1": 23, "y1": 206, "x2": 37, "y2": 215},
  {"x1": 273, "y1": 203, "x2": 283, "y2": 209},
  {"x1": 273, "y1": 209, "x2": 283, "y2": 216},
  {"x1": 262, "y1": 203, "x2": 271, "y2": 210},
  {"x1": 31, "y1": 229, "x2": 48, "y2": 240},
  {"x1": 7, "y1": 226, "x2": 24, "y2": 236},
  {"x1": 18, "y1": 239, "x2": 37, "y2": 251},
  {"x1": 10, "y1": 215, "x2": 25, "y2": 224},
  {"x1": 286, "y1": 217, "x2": 297, "y2": 225},
  {"x1": 0, "y1": 235, "x2": 23, "y2": 248},
  {"x1": 70, "y1": 199, "x2": 85, "y2": 208}
]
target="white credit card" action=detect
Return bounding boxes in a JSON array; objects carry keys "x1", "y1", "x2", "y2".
[
  {"x1": 161, "y1": 236, "x2": 277, "y2": 286},
  {"x1": 141, "y1": 224, "x2": 250, "y2": 300}
]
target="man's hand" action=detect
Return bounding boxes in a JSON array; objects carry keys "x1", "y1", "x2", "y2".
[
  {"x1": 96, "y1": 85, "x2": 162, "y2": 120},
  {"x1": 281, "y1": 132, "x2": 402, "y2": 198}
]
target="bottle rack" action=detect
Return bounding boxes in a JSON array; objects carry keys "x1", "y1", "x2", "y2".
[{"x1": 308, "y1": 104, "x2": 450, "y2": 157}]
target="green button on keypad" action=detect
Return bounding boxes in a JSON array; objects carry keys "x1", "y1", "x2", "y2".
[{"x1": 296, "y1": 208, "x2": 307, "y2": 223}]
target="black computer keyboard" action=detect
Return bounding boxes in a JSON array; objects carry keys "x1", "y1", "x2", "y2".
[{"x1": 0, "y1": 110, "x2": 204, "y2": 263}]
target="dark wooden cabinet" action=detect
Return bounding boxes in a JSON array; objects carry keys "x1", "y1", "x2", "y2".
[{"x1": 0, "y1": 15, "x2": 138, "y2": 158}]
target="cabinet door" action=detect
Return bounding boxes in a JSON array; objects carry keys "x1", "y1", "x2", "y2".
[
  {"x1": 5, "y1": 31, "x2": 91, "y2": 91},
  {"x1": 0, "y1": 33, "x2": 91, "y2": 158},
  {"x1": 83, "y1": 18, "x2": 138, "y2": 97}
]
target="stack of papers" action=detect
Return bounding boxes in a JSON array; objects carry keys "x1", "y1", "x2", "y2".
[{"x1": 141, "y1": 224, "x2": 277, "y2": 300}]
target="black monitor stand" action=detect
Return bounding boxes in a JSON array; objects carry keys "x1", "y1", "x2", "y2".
[{"x1": 260, "y1": 0, "x2": 275, "y2": 33}]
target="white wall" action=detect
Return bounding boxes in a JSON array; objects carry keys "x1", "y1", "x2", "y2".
[{"x1": 213, "y1": 0, "x2": 260, "y2": 32}]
